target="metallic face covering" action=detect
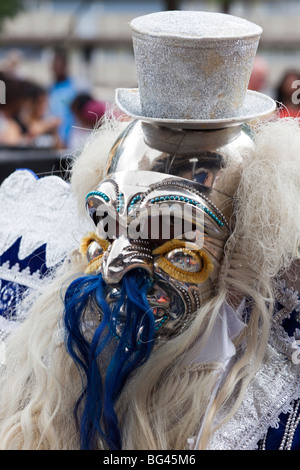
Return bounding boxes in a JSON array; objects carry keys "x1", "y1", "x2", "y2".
[
  {"x1": 63, "y1": 12, "x2": 276, "y2": 451},
  {"x1": 82, "y1": 120, "x2": 254, "y2": 341}
]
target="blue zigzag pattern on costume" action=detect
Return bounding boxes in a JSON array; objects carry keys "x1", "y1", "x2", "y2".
[
  {"x1": 0, "y1": 237, "x2": 49, "y2": 318},
  {"x1": 63, "y1": 269, "x2": 155, "y2": 450},
  {"x1": 0, "y1": 237, "x2": 48, "y2": 277}
]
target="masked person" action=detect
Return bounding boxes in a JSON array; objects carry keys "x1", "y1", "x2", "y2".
[{"x1": 0, "y1": 11, "x2": 300, "y2": 451}]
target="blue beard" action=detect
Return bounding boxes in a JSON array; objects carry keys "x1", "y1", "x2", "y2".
[{"x1": 63, "y1": 268, "x2": 155, "y2": 450}]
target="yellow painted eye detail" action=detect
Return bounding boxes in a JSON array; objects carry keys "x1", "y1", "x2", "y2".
[
  {"x1": 153, "y1": 239, "x2": 213, "y2": 284},
  {"x1": 152, "y1": 239, "x2": 200, "y2": 255},
  {"x1": 80, "y1": 232, "x2": 110, "y2": 274}
]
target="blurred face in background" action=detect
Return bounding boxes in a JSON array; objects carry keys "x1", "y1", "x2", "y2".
[{"x1": 52, "y1": 53, "x2": 68, "y2": 82}]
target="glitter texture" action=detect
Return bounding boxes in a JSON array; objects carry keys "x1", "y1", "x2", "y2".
[
  {"x1": 130, "y1": 11, "x2": 262, "y2": 40},
  {"x1": 115, "y1": 88, "x2": 276, "y2": 129},
  {"x1": 129, "y1": 11, "x2": 263, "y2": 121}
]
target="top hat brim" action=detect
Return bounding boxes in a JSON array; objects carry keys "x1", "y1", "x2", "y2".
[{"x1": 115, "y1": 88, "x2": 276, "y2": 130}]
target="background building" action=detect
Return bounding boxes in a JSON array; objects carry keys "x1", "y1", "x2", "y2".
[{"x1": 0, "y1": 0, "x2": 299, "y2": 102}]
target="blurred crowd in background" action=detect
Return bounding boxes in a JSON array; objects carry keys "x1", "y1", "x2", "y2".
[
  {"x1": 0, "y1": 47, "x2": 300, "y2": 152},
  {"x1": 0, "y1": 49, "x2": 117, "y2": 151},
  {"x1": 248, "y1": 55, "x2": 300, "y2": 118}
]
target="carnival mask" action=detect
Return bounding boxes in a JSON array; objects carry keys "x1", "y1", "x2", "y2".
[
  {"x1": 83, "y1": 169, "x2": 229, "y2": 341},
  {"x1": 62, "y1": 119, "x2": 253, "y2": 450},
  {"x1": 78, "y1": 120, "x2": 247, "y2": 343}
]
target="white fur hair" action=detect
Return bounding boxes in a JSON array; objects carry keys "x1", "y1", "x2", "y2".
[
  {"x1": 70, "y1": 113, "x2": 128, "y2": 221},
  {"x1": 0, "y1": 116, "x2": 300, "y2": 449}
]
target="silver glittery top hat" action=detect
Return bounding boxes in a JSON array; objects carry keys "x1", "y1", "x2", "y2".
[{"x1": 116, "y1": 11, "x2": 276, "y2": 129}]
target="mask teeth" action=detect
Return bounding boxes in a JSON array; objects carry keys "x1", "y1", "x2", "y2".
[{"x1": 125, "y1": 244, "x2": 153, "y2": 254}]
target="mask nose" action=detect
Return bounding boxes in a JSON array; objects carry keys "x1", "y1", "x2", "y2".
[{"x1": 100, "y1": 236, "x2": 153, "y2": 285}]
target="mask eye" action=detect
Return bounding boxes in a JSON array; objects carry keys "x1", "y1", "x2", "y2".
[
  {"x1": 80, "y1": 232, "x2": 110, "y2": 274},
  {"x1": 86, "y1": 241, "x2": 104, "y2": 263},
  {"x1": 153, "y1": 239, "x2": 213, "y2": 284},
  {"x1": 165, "y1": 248, "x2": 203, "y2": 273}
]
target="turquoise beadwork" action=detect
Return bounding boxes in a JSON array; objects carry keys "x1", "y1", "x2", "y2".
[
  {"x1": 109, "y1": 313, "x2": 169, "y2": 345},
  {"x1": 149, "y1": 195, "x2": 224, "y2": 227},
  {"x1": 155, "y1": 314, "x2": 169, "y2": 331},
  {"x1": 117, "y1": 192, "x2": 124, "y2": 213},
  {"x1": 128, "y1": 194, "x2": 142, "y2": 209},
  {"x1": 86, "y1": 190, "x2": 224, "y2": 227},
  {"x1": 86, "y1": 190, "x2": 110, "y2": 202}
]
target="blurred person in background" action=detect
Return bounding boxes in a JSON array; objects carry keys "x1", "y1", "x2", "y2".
[
  {"x1": 248, "y1": 55, "x2": 270, "y2": 94},
  {"x1": 0, "y1": 72, "x2": 27, "y2": 146},
  {"x1": 0, "y1": 73, "x2": 62, "y2": 149},
  {"x1": 1, "y1": 49, "x2": 24, "y2": 79},
  {"x1": 20, "y1": 81, "x2": 62, "y2": 149},
  {"x1": 48, "y1": 50, "x2": 77, "y2": 148},
  {"x1": 275, "y1": 69, "x2": 300, "y2": 118},
  {"x1": 69, "y1": 92, "x2": 107, "y2": 150}
]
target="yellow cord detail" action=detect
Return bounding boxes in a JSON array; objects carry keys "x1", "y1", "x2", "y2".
[
  {"x1": 79, "y1": 232, "x2": 110, "y2": 274},
  {"x1": 153, "y1": 239, "x2": 213, "y2": 284}
]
